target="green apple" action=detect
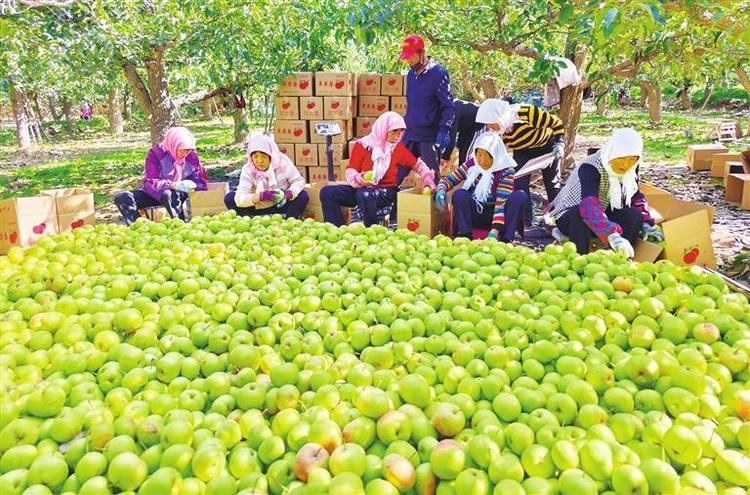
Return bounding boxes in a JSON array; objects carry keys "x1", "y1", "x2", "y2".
[{"x1": 429, "y1": 440, "x2": 465, "y2": 480}]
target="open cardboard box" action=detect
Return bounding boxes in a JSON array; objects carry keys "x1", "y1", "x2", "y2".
[
  {"x1": 40, "y1": 188, "x2": 96, "y2": 234},
  {"x1": 710, "y1": 153, "x2": 743, "y2": 178},
  {"x1": 397, "y1": 188, "x2": 450, "y2": 237},
  {"x1": 0, "y1": 194, "x2": 59, "y2": 254},
  {"x1": 634, "y1": 197, "x2": 716, "y2": 268},
  {"x1": 189, "y1": 182, "x2": 229, "y2": 217},
  {"x1": 302, "y1": 181, "x2": 351, "y2": 223},
  {"x1": 723, "y1": 161, "x2": 750, "y2": 187},
  {"x1": 726, "y1": 173, "x2": 750, "y2": 210}
]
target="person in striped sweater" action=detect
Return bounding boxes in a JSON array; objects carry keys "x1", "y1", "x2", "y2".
[
  {"x1": 224, "y1": 134, "x2": 309, "y2": 219},
  {"x1": 434, "y1": 132, "x2": 528, "y2": 241},
  {"x1": 477, "y1": 99, "x2": 565, "y2": 225}
]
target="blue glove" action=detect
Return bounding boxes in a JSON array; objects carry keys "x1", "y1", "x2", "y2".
[
  {"x1": 434, "y1": 189, "x2": 447, "y2": 210},
  {"x1": 487, "y1": 230, "x2": 498, "y2": 241},
  {"x1": 436, "y1": 128, "x2": 451, "y2": 151}
]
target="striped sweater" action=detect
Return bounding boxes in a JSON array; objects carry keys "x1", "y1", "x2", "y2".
[
  {"x1": 437, "y1": 158, "x2": 514, "y2": 228},
  {"x1": 503, "y1": 104, "x2": 564, "y2": 151}
]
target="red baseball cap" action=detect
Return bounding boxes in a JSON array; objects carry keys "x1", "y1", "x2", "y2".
[{"x1": 399, "y1": 35, "x2": 425, "y2": 60}]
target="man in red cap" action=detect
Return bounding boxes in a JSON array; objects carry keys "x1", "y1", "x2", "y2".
[{"x1": 397, "y1": 35, "x2": 455, "y2": 185}]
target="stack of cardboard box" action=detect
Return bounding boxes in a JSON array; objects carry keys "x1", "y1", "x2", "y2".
[{"x1": 275, "y1": 72, "x2": 358, "y2": 183}]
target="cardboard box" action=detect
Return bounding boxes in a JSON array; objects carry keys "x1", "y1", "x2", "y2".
[
  {"x1": 278, "y1": 72, "x2": 314, "y2": 97},
  {"x1": 401, "y1": 172, "x2": 423, "y2": 189},
  {"x1": 726, "y1": 174, "x2": 750, "y2": 210},
  {"x1": 381, "y1": 74, "x2": 404, "y2": 96},
  {"x1": 687, "y1": 144, "x2": 727, "y2": 171},
  {"x1": 633, "y1": 197, "x2": 716, "y2": 268},
  {"x1": 357, "y1": 74, "x2": 381, "y2": 96},
  {"x1": 189, "y1": 182, "x2": 229, "y2": 217},
  {"x1": 296, "y1": 166, "x2": 308, "y2": 183},
  {"x1": 355, "y1": 117, "x2": 377, "y2": 138},
  {"x1": 710, "y1": 153, "x2": 742, "y2": 177},
  {"x1": 274, "y1": 120, "x2": 308, "y2": 144},
  {"x1": 40, "y1": 188, "x2": 96, "y2": 234},
  {"x1": 0, "y1": 195, "x2": 59, "y2": 254},
  {"x1": 275, "y1": 97, "x2": 299, "y2": 120},
  {"x1": 639, "y1": 183, "x2": 673, "y2": 217},
  {"x1": 318, "y1": 143, "x2": 345, "y2": 165},
  {"x1": 358, "y1": 96, "x2": 390, "y2": 117},
  {"x1": 324, "y1": 97, "x2": 356, "y2": 120},
  {"x1": 724, "y1": 162, "x2": 750, "y2": 187},
  {"x1": 390, "y1": 97, "x2": 407, "y2": 117},
  {"x1": 397, "y1": 188, "x2": 450, "y2": 237},
  {"x1": 277, "y1": 143, "x2": 294, "y2": 159},
  {"x1": 303, "y1": 181, "x2": 351, "y2": 223},
  {"x1": 295, "y1": 143, "x2": 319, "y2": 167},
  {"x1": 307, "y1": 166, "x2": 340, "y2": 183},
  {"x1": 315, "y1": 72, "x2": 356, "y2": 97},
  {"x1": 299, "y1": 97, "x2": 324, "y2": 120},
  {"x1": 309, "y1": 120, "x2": 352, "y2": 144}
]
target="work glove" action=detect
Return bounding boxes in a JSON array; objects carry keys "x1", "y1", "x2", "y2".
[
  {"x1": 436, "y1": 128, "x2": 451, "y2": 152},
  {"x1": 551, "y1": 227, "x2": 569, "y2": 243},
  {"x1": 259, "y1": 189, "x2": 285, "y2": 204},
  {"x1": 608, "y1": 233, "x2": 634, "y2": 259},
  {"x1": 641, "y1": 224, "x2": 664, "y2": 242},
  {"x1": 175, "y1": 180, "x2": 197, "y2": 193},
  {"x1": 487, "y1": 229, "x2": 499, "y2": 241},
  {"x1": 434, "y1": 189, "x2": 448, "y2": 211},
  {"x1": 285, "y1": 190, "x2": 296, "y2": 201}
]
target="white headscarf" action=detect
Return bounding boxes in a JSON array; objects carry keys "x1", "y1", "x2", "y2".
[
  {"x1": 600, "y1": 128, "x2": 643, "y2": 209},
  {"x1": 463, "y1": 132, "x2": 516, "y2": 204},
  {"x1": 476, "y1": 98, "x2": 521, "y2": 132}
]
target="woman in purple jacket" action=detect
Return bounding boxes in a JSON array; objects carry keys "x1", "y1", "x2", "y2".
[{"x1": 114, "y1": 127, "x2": 208, "y2": 225}]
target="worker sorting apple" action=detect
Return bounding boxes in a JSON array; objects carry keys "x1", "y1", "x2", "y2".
[
  {"x1": 547, "y1": 128, "x2": 664, "y2": 257},
  {"x1": 433, "y1": 132, "x2": 528, "y2": 242}
]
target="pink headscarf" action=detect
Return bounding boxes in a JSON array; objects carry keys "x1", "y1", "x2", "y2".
[
  {"x1": 246, "y1": 134, "x2": 284, "y2": 193},
  {"x1": 357, "y1": 111, "x2": 406, "y2": 184},
  {"x1": 160, "y1": 127, "x2": 197, "y2": 167}
]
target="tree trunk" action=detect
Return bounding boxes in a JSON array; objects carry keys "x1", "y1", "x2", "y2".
[
  {"x1": 10, "y1": 83, "x2": 33, "y2": 151},
  {"x1": 48, "y1": 95, "x2": 62, "y2": 120},
  {"x1": 596, "y1": 93, "x2": 608, "y2": 115},
  {"x1": 108, "y1": 87, "x2": 124, "y2": 135},
  {"x1": 700, "y1": 80, "x2": 714, "y2": 111},
  {"x1": 232, "y1": 91, "x2": 249, "y2": 144},
  {"x1": 479, "y1": 77, "x2": 498, "y2": 99},
  {"x1": 202, "y1": 98, "x2": 213, "y2": 120},
  {"x1": 639, "y1": 82, "x2": 648, "y2": 108},
  {"x1": 31, "y1": 93, "x2": 45, "y2": 122},
  {"x1": 737, "y1": 67, "x2": 750, "y2": 99},
  {"x1": 62, "y1": 96, "x2": 74, "y2": 131},
  {"x1": 641, "y1": 81, "x2": 662, "y2": 123},
  {"x1": 122, "y1": 90, "x2": 132, "y2": 120},
  {"x1": 144, "y1": 48, "x2": 179, "y2": 143},
  {"x1": 680, "y1": 82, "x2": 692, "y2": 110},
  {"x1": 557, "y1": 42, "x2": 588, "y2": 172}
]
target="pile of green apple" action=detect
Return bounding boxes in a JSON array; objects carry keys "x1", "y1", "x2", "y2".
[{"x1": 1, "y1": 212, "x2": 749, "y2": 495}]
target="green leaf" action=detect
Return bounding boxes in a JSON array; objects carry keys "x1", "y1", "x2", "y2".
[
  {"x1": 602, "y1": 8, "x2": 619, "y2": 38},
  {"x1": 559, "y1": 4, "x2": 573, "y2": 24},
  {"x1": 647, "y1": 4, "x2": 664, "y2": 24}
]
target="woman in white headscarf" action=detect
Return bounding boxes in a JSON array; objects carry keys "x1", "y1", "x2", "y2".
[
  {"x1": 434, "y1": 132, "x2": 528, "y2": 241},
  {"x1": 547, "y1": 128, "x2": 662, "y2": 257},
  {"x1": 472, "y1": 98, "x2": 565, "y2": 226}
]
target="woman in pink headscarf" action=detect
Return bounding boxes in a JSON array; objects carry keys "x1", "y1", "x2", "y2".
[
  {"x1": 320, "y1": 111, "x2": 436, "y2": 226},
  {"x1": 114, "y1": 126, "x2": 207, "y2": 225},
  {"x1": 224, "y1": 134, "x2": 308, "y2": 219}
]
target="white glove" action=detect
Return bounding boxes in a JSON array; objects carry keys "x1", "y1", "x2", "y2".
[
  {"x1": 641, "y1": 224, "x2": 664, "y2": 242},
  {"x1": 175, "y1": 180, "x2": 197, "y2": 193},
  {"x1": 608, "y1": 233, "x2": 634, "y2": 258}
]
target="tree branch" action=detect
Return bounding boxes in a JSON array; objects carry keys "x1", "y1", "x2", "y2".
[
  {"x1": 15, "y1": 0, "x2": 77, "y2": 7},
  {"x1": 173, "y1": 88, "x2": 230, "y2": 108},
  {"x1": 459, "y1": 66, "x2": 484, "y2": 102},
  {"x1": 122, "y1": 61, "x2": 152, "y2": 118}
]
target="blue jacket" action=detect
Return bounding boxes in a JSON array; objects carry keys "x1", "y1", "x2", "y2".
[{"x1": 404, "y1": 60, "x2": 456, "y2": 143}]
